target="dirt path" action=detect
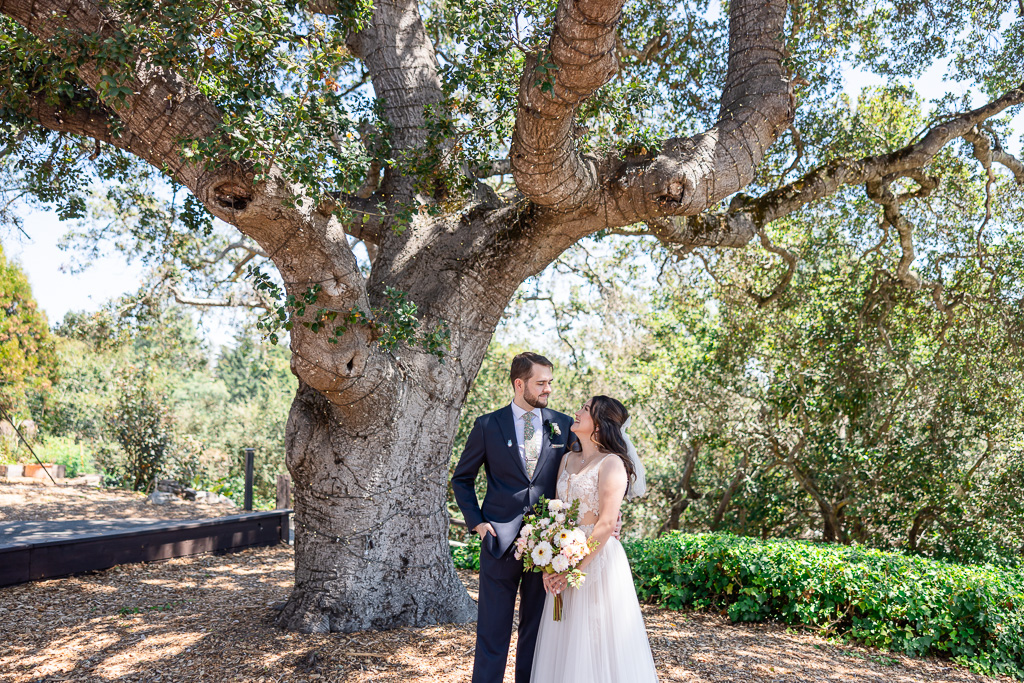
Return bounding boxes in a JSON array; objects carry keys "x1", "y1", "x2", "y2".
[{"x1": 0, "y1": 483, "x2": 1011, "y2": 683}]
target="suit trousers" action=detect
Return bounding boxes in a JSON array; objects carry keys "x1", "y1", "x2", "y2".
[{"x1": 472, "y1": 544, "x2": 546, "y2": 683}]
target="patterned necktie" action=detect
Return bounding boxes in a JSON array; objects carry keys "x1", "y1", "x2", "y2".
[{"x1": 522, "y1": 411, "x2": 540, "y2": 477}]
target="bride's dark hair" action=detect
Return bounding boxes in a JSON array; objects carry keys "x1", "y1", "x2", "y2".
[{"x1": 588, "y1": 395, "x2": 635, "y2": 491}]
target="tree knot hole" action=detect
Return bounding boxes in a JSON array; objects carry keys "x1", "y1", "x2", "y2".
[{"x1": 213, "y1": 182, "x2": 252, "y2": 211}]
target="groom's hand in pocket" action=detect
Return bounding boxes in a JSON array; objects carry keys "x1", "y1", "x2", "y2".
[
  {"x1": 474, "y1": 522, "x2": 497, "y2": 539},
  {"x1": 612, "y1": 512, "x2": 623, "y2": 540}
]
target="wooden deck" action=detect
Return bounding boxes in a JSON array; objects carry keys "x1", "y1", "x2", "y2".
[{"x1": 0, "y1": 510, "x2": 291, "y2": 587}]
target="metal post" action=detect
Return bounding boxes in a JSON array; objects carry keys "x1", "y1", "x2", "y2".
[{"x1": 244, "y1": 448, "x2": 254, "y2": 511}]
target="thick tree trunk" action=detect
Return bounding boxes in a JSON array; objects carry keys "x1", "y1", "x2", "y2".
[
  {"x1": 908, "y1": 506, "x2": 937, "y2": 552},
  {"x1": 819, "y1": 502, "x2": 841, "y2": 543},
  {"x1": 276, "y1": 376, "x2": 478, "y2": 632},
  {"x1": 275, "y1": 207, "x2": 530, "y2": 632}
]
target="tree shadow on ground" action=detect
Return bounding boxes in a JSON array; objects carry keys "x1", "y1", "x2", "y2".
[{"x1": 0, "y1": 544, "x2": 1010, "y2": 683}]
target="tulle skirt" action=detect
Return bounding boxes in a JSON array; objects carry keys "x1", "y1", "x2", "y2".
[{"x1": 530, "y1": 537, "x2": 659, "y2": 682}]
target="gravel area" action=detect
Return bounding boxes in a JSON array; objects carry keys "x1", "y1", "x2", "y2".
[{"x1": 0, "y1": 481, "x2": 1012, "y2": 682}]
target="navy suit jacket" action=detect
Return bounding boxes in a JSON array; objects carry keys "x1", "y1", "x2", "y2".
[{"x1": 451, "y1": 405, "x2": 577, "y2": 558}]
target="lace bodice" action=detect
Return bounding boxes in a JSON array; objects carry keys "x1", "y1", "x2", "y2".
[{"x1": 556, "y1": 458, "x2": 606, "y2": 530}]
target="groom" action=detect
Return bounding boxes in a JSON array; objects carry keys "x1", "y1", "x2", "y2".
[{"x1": 451, "y1": 352, "x2": 577, "y2": 683}]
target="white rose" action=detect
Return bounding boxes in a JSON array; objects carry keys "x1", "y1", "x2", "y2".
[
  {"x1": 550, "y1": 553, "x2": 570, "y2": 573},
  {"x1": 538, "y1": 518, "x2": 550, "y2": 528},
  {"x1": 547, "y1": 499, "x2": 564, "y2": 513},
  {"x1": 521, "y1": 524, "x2": 534, "y2": 536},
  {"x1": 531, "y1": 542, "x2": 554, "y2": 566},
  {"x1": 555, "y1": 513, "x2": 565, "y2": 524}
]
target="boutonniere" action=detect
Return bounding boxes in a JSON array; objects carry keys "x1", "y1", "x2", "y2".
[{"x1": 544, "y1": 420, "x2": 561, "y2": 439}]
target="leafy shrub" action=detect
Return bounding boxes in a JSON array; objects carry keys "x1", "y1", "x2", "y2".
[
  {"x1": 623, "y1": 532, "x2": 1024, "y2": 679},
  {"x1": 105, "y1": 368, "x2": 173, "y2": 490},
  {"x1": 450, "y1": 534, "x2": 482, "y2": 571},
  {"x1": 161, "y1": 434, "x2": 206, "y2": 487},
  {"x1": 208, "y1": 473, "x2": 275, "y2": 509},
  {"x1": 33, "y1": 435, "x2": 98, "y2": 478}
]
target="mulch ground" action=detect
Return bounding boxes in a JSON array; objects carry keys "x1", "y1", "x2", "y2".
[
  {"x1": 0, "y1": 483, "x2": 1012, "y2": 683},
  {"x1": 0, "y1": 480, "x2": 238, "y2": 522}
]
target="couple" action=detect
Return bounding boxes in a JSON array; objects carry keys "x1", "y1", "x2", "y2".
[{"x1": 452, "y1": 352, "x2": 659, "y2": 683}]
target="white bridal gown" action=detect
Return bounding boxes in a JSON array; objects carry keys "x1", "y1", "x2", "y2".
[{"x1": 531, "y1": 458, "x2": 660, "y2": 682}]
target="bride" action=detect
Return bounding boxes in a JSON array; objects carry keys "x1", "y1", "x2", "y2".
[{"x1": 531, "y1": 395, "x2": 659, "y2": 682}]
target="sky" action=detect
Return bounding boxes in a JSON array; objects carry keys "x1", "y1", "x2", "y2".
[
  {"x1": 5, "y1": 209, "x2": 145, "y2": 326},
  {"x1": 3, "y1": 209, "x2": 245, "y2": 351},
  {"x1": 5, "y1": 56, "x2": 1023, "y2": 351}
]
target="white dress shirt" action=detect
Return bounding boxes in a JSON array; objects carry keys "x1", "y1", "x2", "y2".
[{"x1": 510, "y1": 401, "x2": 542, "y2": 468}]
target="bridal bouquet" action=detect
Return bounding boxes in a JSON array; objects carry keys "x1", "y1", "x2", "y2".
[{"x1": 514, "y1": 496, "x2": 596, "y2": 621}]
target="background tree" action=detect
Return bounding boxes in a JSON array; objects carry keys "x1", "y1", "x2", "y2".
[
  {"x1": 3, "y1": 0, "x2": 1024, "y2": 632},
  {"x1": 29, "y1": 301, "x2": 296, "y2": 500},
  {"x1": 105, "y1": 365, "x2": 174, "y2": 490},
  {"x1": 0, "y1": 240, "x2": 56, "y2": 418}
]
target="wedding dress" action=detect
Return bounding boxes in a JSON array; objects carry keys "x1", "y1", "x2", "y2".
[{"x1": 530, "y1": 457, "x2": 659, "y2": 682}]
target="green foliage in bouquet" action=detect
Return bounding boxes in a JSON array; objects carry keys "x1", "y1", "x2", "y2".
[{"x1": 624, "y1": 532, "x2": 1024, "y2": 679}]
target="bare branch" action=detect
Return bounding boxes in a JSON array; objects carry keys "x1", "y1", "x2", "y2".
[
  {"x1": 964, "y1": 127, "x2": 1024, "y2": 183},
  {"x1": 615, "y1": 31, "x2": 673, "y2": 65},
  {"x1": 204, "y1": 239, "x2": 270, "y2": 265},
  {"x1": 168, "y1": 284, "x2": 270, "y2": 310},
  {"x1": 865, "y1": 172, "x2": 945, "y2": 297},
  {"x1": 780, "y1": 123, "x2": 805, "y2": 181},
  {"x1": 740, "y1": 84, "x2": 1024, "y2": 228},
  {"x1": 605, "y1": 85, "x2": 1024, "y2": 270},
  {"x1": 745, "y1": 228, "x2": 798, "y2": 307},
  {"x1": 472, "y1": 159, "x2": 512, "y2": 178}
]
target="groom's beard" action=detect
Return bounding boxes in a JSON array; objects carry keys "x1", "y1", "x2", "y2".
[{"x1": 524, "y1": 387, "x2": 549, "y2": 409}]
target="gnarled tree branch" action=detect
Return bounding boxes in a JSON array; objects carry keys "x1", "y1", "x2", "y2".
[
  {"x1": 510, "y1": 0, "x2": 621, "y2": 210},
  {"x1": 740, "y1": 84, "x2": 1024, "y2": 229},
  {"x1": 601, "y1": 0, "x2": 793, "y2": 224},
  {"x1": 0, "y1": 0, "x2": 235, "y2": 197},
  {"x1": 637, "y1": 84, "x2": 1024, "y2": 258},
  {"x1": 168, "y1": 284, "x2": 270, "y2": 310}
]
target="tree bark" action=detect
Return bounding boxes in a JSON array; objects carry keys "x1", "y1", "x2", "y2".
[
  {"x1": 658, "y1": 441, "x2": 702, "y2": 534},
  {"x1": 278, "y1": 377, "x2": 477, "y2": 632},
  {"x1": 908, "y1": 506, "x2": 937, "y2": 552},
  {"x1": 276, "y1": 202, "x2": 537, "y2": 631},
  {"x1": 10, "y1": 0, "x2": 958, "y2": 634},
  {"x1": 711, "y1": 452, "x2": 748, "y2": 531}
]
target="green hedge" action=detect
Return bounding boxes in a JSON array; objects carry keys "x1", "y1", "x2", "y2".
[
  {"x1": 623, "y1": 532, "x2": 1024, "y2": 679},
  {"x1": 451, "y1": 534, "x2": 482, "y2": 571}
]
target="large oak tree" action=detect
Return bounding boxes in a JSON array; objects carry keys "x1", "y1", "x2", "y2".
[{"x1": 3, "y1": 0, "x2": 1023, "y2": 632}]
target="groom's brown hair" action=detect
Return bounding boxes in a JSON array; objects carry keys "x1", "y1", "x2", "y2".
[{"x1": 509, "y1": 352, "x2": 553, "y2": 386}]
